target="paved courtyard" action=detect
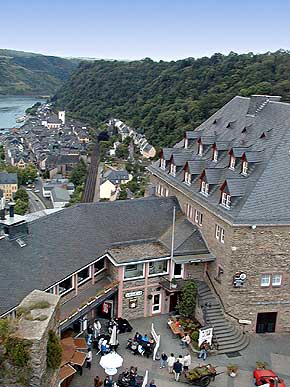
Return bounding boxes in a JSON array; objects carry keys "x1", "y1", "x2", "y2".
[{"x1": 71, "y1": 315, "x2": 290, "y2": 387}]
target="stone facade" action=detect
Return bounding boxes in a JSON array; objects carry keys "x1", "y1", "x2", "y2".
[{"x1": 150, "y1": 174, "x2": 290, "y2": 333}]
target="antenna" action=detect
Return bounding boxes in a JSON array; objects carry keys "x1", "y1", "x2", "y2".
[{"x1": 170, "y1": 206, "x2": 176, "y2": 280}]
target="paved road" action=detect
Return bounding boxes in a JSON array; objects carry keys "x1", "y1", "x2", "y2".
[{"x1": 27, "y1": 190, "x2": 46, "y2": 213}]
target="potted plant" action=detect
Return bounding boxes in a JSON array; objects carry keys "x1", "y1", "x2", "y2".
[
  {"x1": 227, "y1": 364, "x2": 238, "y2": 377},
  {"x1": 171, "y1": 278, "x2": 178, "y2": 289},
  {"x1": 256, "y1": 361, "x2": 268, "y2": 370}
]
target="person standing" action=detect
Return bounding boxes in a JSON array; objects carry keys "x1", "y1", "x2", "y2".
[
  {"x1": 93, "y1": 319, "x2": 102, "y2": 339},
  {"x1": 173, "y1": 359, "x2": 182, "y2": 381},
  {"x1": 149, "y1": 380, "x2": 157, "y2": 387},
  {"x1": 167, "y1": 353, "x2": 175, "y2": 374},
  {"x1": 160, "y1": 352, "x2": 168, "y2": 368},
  {"x1": 86, "y1": 348, "x2": 92, "y2": 369},
  {"x1": 181, "y1": 334, "x2": 191, "y2": 348},
  {"x1": 183, "y1": 353, "x2": 191, "y2": 373},
  {"x1": 94, "y1": 375, "x2": 103, "y2": 387}
]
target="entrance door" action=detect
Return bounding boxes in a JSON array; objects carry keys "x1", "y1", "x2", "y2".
[
  {"x1": 256, "y1": 312, "x2": 277, "y2": 333},
  {"x1": 152, "y1": 293, "x2": 162, "y2": 314},
  {"x1": 173, "y1": 263, "x2": 184, "y2": 278},
  {"x1": 169, "y1": 293, "x2": 178, "y2": 313}
]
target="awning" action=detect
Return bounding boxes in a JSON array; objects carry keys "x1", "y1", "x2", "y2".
[
  {"x1": 60, "y1": 364, "x2": 77, "y2": 383},
  {"x1": 70, "y1": 351, "x2": 87, "y2": 367},
  {"x1": 172, "y1": 254, "x2": 215, "y2": 264},
  {"x1": 74, "y1": 338, "x2": 87, "y2": 350}
]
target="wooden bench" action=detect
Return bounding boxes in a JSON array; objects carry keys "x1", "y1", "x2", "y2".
[{"x1": 168, "y1": 320, "x2": 183, "y2": 337}]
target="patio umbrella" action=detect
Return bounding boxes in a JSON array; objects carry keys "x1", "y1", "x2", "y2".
[
  {"x1": 99, "y1": 351, "x2": 123, "y2": 369},
  {"x1": 109, "y1": 324, "x2": 118, "y2": 347}
]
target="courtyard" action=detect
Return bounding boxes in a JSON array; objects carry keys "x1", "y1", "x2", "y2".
[{"x1": 71, "y1": 315, "x2": 290, "y2": 387}]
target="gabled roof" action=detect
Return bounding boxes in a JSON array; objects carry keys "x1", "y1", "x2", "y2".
[
  {"x1": 0, "y1": 172, "x2": 18, "y2": 184},
  {"x1": 186, "y1": 161, "x2": 205, "y2": 175},
  {"x1": 221, "y1": 179, "x2": 247, "y2": 197},
  {"x1": 201, "y1": 168, "x2": 223, "y2": 185}
]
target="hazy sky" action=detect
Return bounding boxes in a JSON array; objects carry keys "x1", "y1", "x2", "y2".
[{"x1": 2, "y1": 0, "x2": 290, "y2": 60}]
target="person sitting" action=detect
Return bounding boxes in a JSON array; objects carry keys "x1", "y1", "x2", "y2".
[
  {"x1": 141, "y1": 334, "x2": 149, "y2": 343},
  {"x1": 134, "y1": 332, "x2": 142, "y2": 342},
  {"x1": 181, "y1": 334, "x2": 191, "y2": 348},
  {"x1": 175, "y1": 319, "x2": 181, "y2": 327},
  {"x1": 198, "y1": 340, "x2": 209, "y2": 361},
  {"x1": 101, "y1": 339, "x2": 110, "y2": 355},
  {"x1": 137, "y1": 344, "x2": 145, "y2": 356}
]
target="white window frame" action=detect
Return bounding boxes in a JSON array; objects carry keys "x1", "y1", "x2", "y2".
[
  {"x1": 272, "y1": 274, "x2": 282, "y2": 287},
  {"x1": 160, "y1": 158, "x2": 166, "y2": 170},
  {"x1": 221, "y1": 192, "x2": 231, "y2": 209},
  {"x1": 77, "y1": 266, "x2": 92, "y2": 286},
  {"x1": 170, "y1": 163, "x2": 176, "y2": 176},
  {"x1": 148, "y1": 260, "x2": 169, "y2": 277},
  {"x1": 164, "y1": 188, "x2": 169, "y2": 197},
  {"x1": 173, "y1": 263, "x2": 184, "y2": 278},
  {"x1": 242, "y1": 160, "x2": 248, "y2": 176},
  {"x1": 184, "y1": 171, "x2": 191, "y2": 185},
  {"x1": 184, "y1": 138, "x2": 188, "y2": 149},
  {"x1": 215, "y1": 224, "x2": 225, "y2": 244},
  {"x1": 58, "y1": 276, "x2": 75, "y2": 296},
  {"x1": 185, "y1": 203, "x2": 193, "y2": 219},
  {"x1": 200, "y1": 180, "x2": 209, "y2": 196},
  {"x1": 213, "y1": 148, "x2": 218, "y2": 162},
  {"x1": 194, "y1": 209, "x2": 203, "y2": 226},
  {"x1": 152, "y1": 293, "x2": 162, "y2": 314},
  {"x1": 260, "y1": 274, "x2": 271, "y2": 287},
  {"x1": 94, "y1": 257, "x2": 106, "y2": 276},
  {"x1": 198, "y1": 142, "x2": 203, "y2": 156},
  {"x1": 123, "y1": 263, "x2": 145, "y2": 281},
  {"x1": 229, "y1": 155, "x2": 235, "y2": 170}
]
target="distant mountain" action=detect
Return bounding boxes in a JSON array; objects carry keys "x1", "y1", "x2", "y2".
[
  {"x1": 55, "y1": 50, "x2": 290, "y2": 147},
  {"x1": 0, "y1": 49, "x2": 80, "y2": 95}
]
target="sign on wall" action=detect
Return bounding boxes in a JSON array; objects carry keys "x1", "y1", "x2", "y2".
[
  {"x1": 198, "y1": 327, "x2": 213, "y2": 347},
  {"x1": 129, "y1": 298, "x2": 137, "y2": 309},
  {"x1": 124, "y1": 290, "x2": 143, "y2": 298}
]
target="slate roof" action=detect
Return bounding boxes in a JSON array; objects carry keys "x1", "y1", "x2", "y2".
[
  {"x1": 0, "y1": 172, "x2": 18, "y2": 184},
  {"x1": 149, "y1": 95, "x2": 290, "y2": 224},
  {"x1": 103, "y1": 169, "x2": 129, "y2": 184},
  {"x1": 51, "y1": 187, "x2": 70, "y2": 202},
  {"x1": 0, "y1": 196, "x2": 210, "y2": 316}
]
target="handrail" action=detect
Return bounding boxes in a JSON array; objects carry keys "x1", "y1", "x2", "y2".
[{"x1": 205, "y1": 271, "x2": 240, "y2": 322}]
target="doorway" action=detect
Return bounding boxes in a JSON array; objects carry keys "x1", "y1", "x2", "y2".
[
  {"x1": 169, "y1": 293, "x2": 179, "y2": 313},
  {"x1": 152, "y1": 293, "x2": 162, "y2": 314},
  {"x1": 97, "y1": 300, "x2": 114, "y2": 319},
  {"x1": 256, "y1": 312, "x2": 277, "y2": 333}
]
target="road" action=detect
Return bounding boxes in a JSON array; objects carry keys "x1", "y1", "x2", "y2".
[{"x1": 27, "y1": 190, "x2": 47, "y2": 213}]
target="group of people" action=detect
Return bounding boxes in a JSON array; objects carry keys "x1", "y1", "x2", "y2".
[
  {"x1": 127, "y1": 332, "x2": 155, "y2": 358},
  {"x1": 159, "y1": 352, "x2": 192, "y2": 382}
]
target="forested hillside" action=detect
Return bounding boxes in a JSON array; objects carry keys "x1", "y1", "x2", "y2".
[
  {"x1": 55, "y1": 50, "x2": 290, "y2": 147},
  {"x1": 0, "y1": 49, "x2": 79, "y2": 95}
]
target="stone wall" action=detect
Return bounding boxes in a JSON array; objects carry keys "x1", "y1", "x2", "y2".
[{"x1": 0, "y1": 290, "x2": 61, "y2": 387}]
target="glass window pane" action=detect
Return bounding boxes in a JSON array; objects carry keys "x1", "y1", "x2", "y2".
[
  {"x1": 261, "y1": 274, "x2": 271, "y2": 287},
  {"x1": 272, "y1": 274, "x2": 282, "y2": 286},
  {"x1": 124, "y1": 263, "x2": 144, "y2": 279}
]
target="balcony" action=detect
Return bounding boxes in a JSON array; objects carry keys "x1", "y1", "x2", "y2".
[{"x1": 159, "y1": 276, "x2": 186, "y2": 292}]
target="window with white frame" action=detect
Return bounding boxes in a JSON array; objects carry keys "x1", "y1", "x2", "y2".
[
  {"x1": 198, "y1": 142, "x2": 203, "y2": 156},
  {"x1": 148, "y1": 260, "x2": 168, "y2": 276},
  {"x1": 184, "y1": 138, "x2": 188, "y2": 149},
  {"x1": 215, "y1": 224, "x2": 225, "y2": 243},
  {"x1": 170, "y1": 163, "x2": 176, "y2": 176},
  {"x1": 185, "y1": 203, "x2": 193, "y2": 219},
  {"x1": 221, "y1": 192, "x2": 231, "y2": 209},
  {"x1": 77, "y1": 267, "x2": 91, "y2": 285},
  {"x1": 160, "y1": 158, "x2": 166, "y2": 170},
  {"x1": 200, "y1": 180, "x2": 209, "y2": 196},
  {"x1": 164, "y1": 188, "x2": 169, "y2": 197},
  {"x1": 194, "y1": 209, "x2": 203, "y2": 226},
  {"x1": 58, "y1": 277, "x2": 74, "y2": 295},
  {"x1": 213, "y1": 148, "x2": 218, "y2": 162},
  {"x1": 184, "y1": 171, "x2": 191, "y2": 185},
  {"x1": 260, "y1": 274, "x2": 271, "y2": 287},
  {"x1": 272, "y1": 274, "x2": 282, "y2": 286},
  {"x1": 241, "y1": 160, "x2": 248, "y2": 176},
  {"x1": 94, "y1": 258, "x2": 105, "y2": 275},
  {"x1": 229, "y1": 155, "x2": 235, "y2": 170},
  {"x1": 124, "y1": 263, "x2": 144, "y2": 280}
]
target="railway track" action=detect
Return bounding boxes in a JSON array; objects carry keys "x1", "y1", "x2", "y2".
[{"x1": 81, "y1": 141, "x2": 100, "y2": 203}]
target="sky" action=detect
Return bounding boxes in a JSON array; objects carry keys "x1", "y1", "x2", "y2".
[{"x1": 1, "y1": 0, "x2": 290, "y2": 61}]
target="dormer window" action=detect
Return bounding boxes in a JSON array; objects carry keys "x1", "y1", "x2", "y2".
[
  {"x1": 200, "y1": 180, "x2": 209, "y2": 196},
  {"x1": 229, "y1": 155, "x2": 235, "y2": 170},
  {"x1": 170, "y1": 163, "x2": 176, "y2": 176},
  {"x1": 184, "y1": 171, "x2": 191, "y2": 185},
  {"x1": 221, "y1": 192, "x2": 231, "y2": 209},
  {"x1": 212, "y1": 148, "x2": 218, "y2": 162},
  {"x1": 241, "y1": 160, "x2": 248, "y2": 176},
  {"x1": 198, "y1": 142, "x2": 203, "y2": 156},
  {"x1": 160, "y1": 158, "x2": 166, "y2": 170}
]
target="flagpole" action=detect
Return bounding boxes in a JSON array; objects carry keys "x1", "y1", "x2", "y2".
[{"x1": 170, "y1": 206, "x2": 176, "y2": 280}]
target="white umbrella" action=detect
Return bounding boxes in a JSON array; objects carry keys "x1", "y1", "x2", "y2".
[
  {"x1": 99, "y1": 351, "x2": 123, "y2": 369},
  {"x1": 109, "y1": 325, "x2": 118, "y2": 346}
]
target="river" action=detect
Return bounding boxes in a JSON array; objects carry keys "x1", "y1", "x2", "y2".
[{"x1": 0, "y1": 95, "x2": 43, "y2": 130}]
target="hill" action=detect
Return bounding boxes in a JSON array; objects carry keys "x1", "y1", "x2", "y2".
[
  {"x1": 55, "y1": 50, "x2": 290, "y2": 147},
  {"x1": 0, "y1": 49, "x2": 79, "y2": 95}
]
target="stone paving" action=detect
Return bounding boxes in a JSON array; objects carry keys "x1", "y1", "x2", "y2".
[{"x1": 71, "y1": 315, "x2": 290, "y2": 387}]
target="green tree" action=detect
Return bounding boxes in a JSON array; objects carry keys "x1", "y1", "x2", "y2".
[
  {"x1": 177, "y1": 280, "x2": 198, "y2": 318},
  {"x1": 46, "y1": 330, "x2": 62, "y2": 369},
  {"x1": 118, "y1": 188, "x2": 128, "y2": 200},
  {"x1": 18, "y1": 165, "x2": 38, "y2": 185},
  {"x1": 14, "y1": 188, "x2": 29, "y2": 202},
  {"x1": 14, "y1": 199, "x2": 29, "y2": 215},
  {"x1": 115, "y1": 144, "x2": 129, "y2": 159},
  {"x1": 69, "y1": 160, "x2": 87, "y2": 187}
]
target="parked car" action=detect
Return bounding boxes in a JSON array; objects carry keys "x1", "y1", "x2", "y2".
[
  {"x1": 34, "y1": 189, "x2": 40, "y2": 193},
  {"x1": 253, "y1": 369, "x2": 286, "y2": 387}
]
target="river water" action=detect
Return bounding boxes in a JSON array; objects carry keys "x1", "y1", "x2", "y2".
[{"x1": 0, "y1": 95, "x2": 43, "y2": 130}]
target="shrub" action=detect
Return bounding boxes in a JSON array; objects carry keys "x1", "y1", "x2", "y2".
[
  {"x1": 177, "y1": 280, "x2": 198, "y2": 318},
  {"x1": 191, "y1": 331, "x2": 199, "y2": 343},
  {"x1": 46, "y1": 330, "x2": 62, "y2": 369},
  {"x1": 5, "y1": 338, "x2": 30, "y2": 367}
]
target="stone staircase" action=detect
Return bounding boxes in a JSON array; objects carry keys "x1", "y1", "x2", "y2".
[{"x1": 197, "y1": 281, "x2": 249, "y2": 354}]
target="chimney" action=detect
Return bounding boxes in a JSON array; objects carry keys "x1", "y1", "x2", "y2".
[{"x1": 8, "y1": 202, "x2": 15, "y2": 218}]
